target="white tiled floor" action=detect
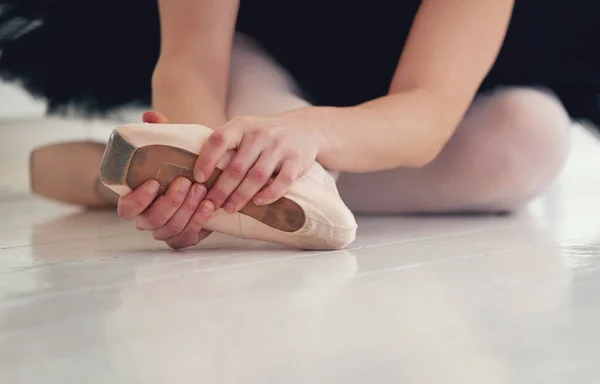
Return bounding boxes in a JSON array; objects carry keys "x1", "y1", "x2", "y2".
[{"x1": 1, "y1": 83, "x2": 600, "y2": 383}]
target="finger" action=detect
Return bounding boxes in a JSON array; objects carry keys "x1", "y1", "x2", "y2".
[
  {"x1": 152, "y1": 183, "x2": 207, "y2": 241},
  {"x1": 185, "y1": 200, "x2": 215, "y2": 233},
  {"x1": 117, "y1": 180, "x2": 160, "y2": 220},
  {"x1": 165, "y1": 229, "x2": 212, "y2": 250},
  {"x1": 224, "y1": 149, "x2": 281, "y2": 213},
  {"x1": 253, "y1": 159, "x2": 302, "y2": 206},
  {"x1": 203, "y1": 134, "x2": 265, "y2": 211},
  {"x1": 134, "y1": 177, "x2": 191, "y2": 231},
  {"x1": 165, "y1": 200, "x2": 215, "y2": 249},
  {"x1": 143, "y1": 111, "x2": 169, "y2": 124},
  {"x1": 194, "y1": 119, "x2": 246, "y2": 183}
]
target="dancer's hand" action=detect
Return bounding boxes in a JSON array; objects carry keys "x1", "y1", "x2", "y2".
[
  {"x1": 117, "y1": 111, "x2": 214, "y2": 249},
  {"x1": 194, "y1": 109, "x2": 325, "y2": 213}
]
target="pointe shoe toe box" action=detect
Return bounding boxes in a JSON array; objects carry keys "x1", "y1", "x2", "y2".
[{"x1": 274, "y1": 167, "x2": 358, "y2": 250}]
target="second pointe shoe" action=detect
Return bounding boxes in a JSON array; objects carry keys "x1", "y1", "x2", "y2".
[{"x1": 99, "y1": 123, "x2": 357, "y2": 250}]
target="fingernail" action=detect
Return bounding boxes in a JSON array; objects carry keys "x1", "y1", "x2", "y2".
[
  {"x1": 195, "y1": 171, "x2": 206, "y2": 183},
  {"x1": 179, "y1": 178, "x2": 191, "y2": 193},
  {"x1": 223, "y1": 201, "x2": 235, "y2": 213},
  {"x1": 254, "y1": 198, "x2": 264, "y2": 205},
  {"x1": 201, "y1": 201, "x2": 213, "y2": 213},
  {"x1": 148, "y1": 180, "x2": 160, "y2": 194},
  {"x1": 193, "y1": 184, "x2": 207, "y2": 197}
]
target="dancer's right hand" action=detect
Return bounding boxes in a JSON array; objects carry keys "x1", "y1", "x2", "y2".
[{"x1": 116, "y1": 111, "x2": 214, "y2": 249}]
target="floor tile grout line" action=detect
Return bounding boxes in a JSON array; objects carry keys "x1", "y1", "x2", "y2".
[
  {"x1": 0, "y1": 226, "x2": 534, "y2": 305},
  {"x1": 352, "y1": 232, "x2": 600, "y2": 280},
  {"x1": 0, "y1": 240, "x2": 571, "y2": 308},
  {"x1": 354, "y1": 245, "x2": 538, "y2": 280},
  {"x1": 2, "y1": 224, "x2": 599, "y2": 305},
  {"x1": 3, "y1": 217, "x2": 591, "y2": 280},
  {"x1": 0, "y1": 218, "x2": 566, "y2": 280},
  {"x1": 0, "y1": 232, "x2": 141, "y2": 251},
  {"x1": 0, "y1": 248, "x2": 280, "y2": 276},
  {"x1": 0, "y1": 225, "x2": 506, "y2": 277}
]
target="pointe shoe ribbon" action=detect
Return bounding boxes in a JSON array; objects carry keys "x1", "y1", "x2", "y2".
[{"x1": 99, "y1": 123, "x2": 357, "y2": 250}]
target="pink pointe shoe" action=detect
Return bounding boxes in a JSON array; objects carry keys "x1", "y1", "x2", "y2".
[{"x1": 99, "y1": 123, "x2": 357, "y2": 250}]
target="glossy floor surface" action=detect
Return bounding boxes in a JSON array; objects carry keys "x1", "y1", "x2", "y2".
[{"x1": 1, "y1": 86, "x2": 600, "y2": 383}]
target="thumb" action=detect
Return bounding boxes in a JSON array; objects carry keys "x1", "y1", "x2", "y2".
[{"x1": 143, "y1": 111, "x2": 170, "y2": 124}]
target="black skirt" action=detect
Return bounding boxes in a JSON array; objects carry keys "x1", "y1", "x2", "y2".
[{"x1": 1, "y1": 0, "x2": 599, "y2": 127}]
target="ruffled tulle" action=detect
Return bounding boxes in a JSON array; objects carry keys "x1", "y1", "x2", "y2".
[
  {"x1": 0, "y1": 0, "x2": 599, "y2": 128},
  {"x1": 0, "y1": 0, "x2": 160, "y2": 116}
]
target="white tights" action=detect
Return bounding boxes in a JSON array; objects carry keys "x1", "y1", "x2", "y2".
[{"x1": 226, "y1": 34, "x2": 571, "y2": 214}]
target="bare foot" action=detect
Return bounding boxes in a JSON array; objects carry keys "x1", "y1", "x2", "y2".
[{"x1": 30, "y1": 141, "x2": 119, "y2": 208}]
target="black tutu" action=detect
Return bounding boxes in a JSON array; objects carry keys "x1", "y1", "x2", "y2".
[{"x1": 1, "y1": 0, "x2": 600, "y2": 128}]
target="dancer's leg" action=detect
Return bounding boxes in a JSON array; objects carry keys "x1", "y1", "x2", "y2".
[
  {"x1": 225, "y1": 34, "x2": 312, "y2": 118},
  {"x1": 30, "y1": 141, "x2": 118, "y2": 208},
  {"x1": 337, "y1": 87, "x2": 571, "y2": 214}
]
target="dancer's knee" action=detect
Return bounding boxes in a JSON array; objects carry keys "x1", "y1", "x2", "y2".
[{"x1": 470, "y1": 87, "x2": 571, "y2": 211}]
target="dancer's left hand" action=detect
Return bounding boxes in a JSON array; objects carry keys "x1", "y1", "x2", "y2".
[
  {"x1": 195, "y1": 109, "x2": 325, "y2": 213},
  {"x1": 117, "y1": 111, "x2": 214, "y2": 250}
]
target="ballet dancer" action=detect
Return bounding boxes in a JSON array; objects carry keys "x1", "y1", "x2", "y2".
[{"x1": 2, "y1": 0, "x2": 598, "y2": 249}]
